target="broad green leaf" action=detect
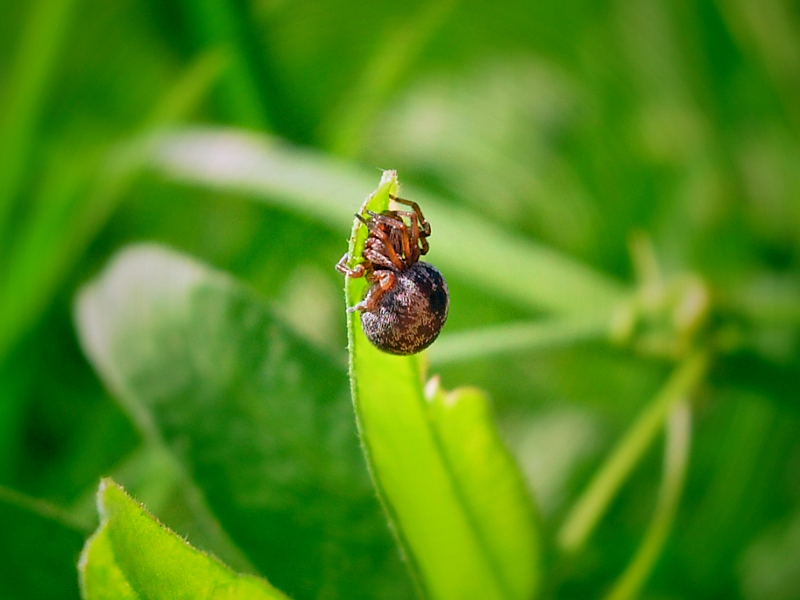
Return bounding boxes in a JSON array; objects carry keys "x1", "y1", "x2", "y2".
[
  {"x1": 75, "y1": 245, "x2": 413, "y2": 600},
  {"x1": 343, "y1": 172, "x2": 540, "y2": 600},
  {"x1": 79, "y1": 479, "x2": 287, "y2": 600},
  {"x1": 0, "y1": 487, "x2": 85, "y2": 600}
]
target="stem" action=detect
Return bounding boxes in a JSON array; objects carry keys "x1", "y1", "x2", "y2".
[
  {"x1": 0, "y1": 484, "x2": 91, "y2": 533},
  {"x1": 604, "y1": 401, "x2": 692, "y2": 600},
  {"x1": 427, "y1": 317, "x2": 609, "y2": 366},
  {"x1": 557, "y1": 349, "x2": 707, "y2": 553}
]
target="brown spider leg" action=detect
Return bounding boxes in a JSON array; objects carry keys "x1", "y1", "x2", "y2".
[
  {"x1": 419, "y1": 233, "x2": 429, "y2": 256},
  {"x1": 390, "y1": 195, "x2": 431, "y2": 237},
  {"x1": 393, "y1": 210, "x2": 426, "y2": 260},
  {"x1": 356, "y1": 214, "x2": 404, "y2": 270},
  {"x1": 335, "y1": 253, "x2": 369, "y2": 278},
  {"x1": 350, "y1": 270, "x2": 396, "y2": 313},
  {"x1": 366, "y1": 210, "x2": 413, "y2": 265},
  {"x1": 363, "y1": 241, "x2": 397, "y2": 270}
]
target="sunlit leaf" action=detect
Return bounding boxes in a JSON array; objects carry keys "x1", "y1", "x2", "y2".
[
  {"x1": 343, "y1": 172, "x2": 540, "y2": 600},
  {"x1": 79, "y1": 479, "x2": 287, "y2": 600}
]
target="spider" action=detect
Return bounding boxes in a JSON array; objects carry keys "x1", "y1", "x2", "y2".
[{"x1": 336, "y1": 195, "x2": 449, "y2": 355}]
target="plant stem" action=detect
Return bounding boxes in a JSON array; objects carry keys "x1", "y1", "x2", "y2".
[
  {"x1": 557, "y1": 349, "x2": 707, "y2": 553},
  {"x1": 427, "y1": 317, "x2": 609, "y2": 366},
  {"x1": 0, "y1": 484, "x2": 91, "y2": 533},
  {"x1": 604, "y1": 401, "x2": 692, "y2": 600}
]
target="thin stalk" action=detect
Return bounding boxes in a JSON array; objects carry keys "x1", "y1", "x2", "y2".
[
  {"x1": 604, "y1": 401, "x2": 692, "y2": 600},
  {"x1": 427, "y1": 317, "x2": 609, "y2": 366},
  {"x1": 0, "y1": 484, "x2": 91, "y2": 533},
  {"x1": 557, "y1": 349, "x2": 707, "y2": 553},
  {"x1": 144, "y1": 47, "x2": 229, "y2": 129}
]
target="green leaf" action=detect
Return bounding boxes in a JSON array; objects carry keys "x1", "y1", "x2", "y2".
[
  {"x1": 75, "y1": 245, "x2": 413, "y2": 600},
  {"x1": 343, "y1": 172, "x2": 540, "y2": 600},
  {"x1": 79, "y1": 478, "x2": 287, "y2": 600}
]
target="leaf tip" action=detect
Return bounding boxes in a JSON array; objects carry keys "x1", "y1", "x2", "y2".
[
  {"x1": 379, "y1": 169, "x2": 397, "y2": 188},
  {"x1": 96, "y1": 478, "x2": 120, "y2": 514}
]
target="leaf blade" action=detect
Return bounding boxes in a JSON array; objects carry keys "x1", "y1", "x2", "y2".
[
  {"x1": 79, "y1": 479, "x2": 287, "y2": 600},
  {"x1": 75, "y1": 244, "x2": 413, "y2": 600},
  {"x1": 345, "y1": 173, "x2": 540, "y2": 600}
]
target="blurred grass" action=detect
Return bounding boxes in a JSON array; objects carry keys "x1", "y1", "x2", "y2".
[
  {"x1": 0, "y1": 0, "x2": 799, "y2": 599},
  {"x1": 0, "y1": 0, "x2": 77, "y2": 244}
]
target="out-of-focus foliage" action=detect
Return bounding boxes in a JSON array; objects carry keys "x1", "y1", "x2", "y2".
[
  {"x1": 75, "y1": 243, "x2": 412, "y2": 599},
  {"x1": 1, "y1": 0, "x2": 799, "y2": 599}
]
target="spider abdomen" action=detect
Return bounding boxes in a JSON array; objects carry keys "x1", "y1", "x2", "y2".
[{"x1": 360, "y1": 262, "x2": 449, "y2": 355}]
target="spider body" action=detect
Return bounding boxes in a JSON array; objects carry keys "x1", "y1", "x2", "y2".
[{"x1": 336, "y1": 196, "x2": 449, "y2": 355}]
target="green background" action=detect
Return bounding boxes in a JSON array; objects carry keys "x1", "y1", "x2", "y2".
[{"x1": 1, "y1": 0, "x2": 799, "y2": 599}]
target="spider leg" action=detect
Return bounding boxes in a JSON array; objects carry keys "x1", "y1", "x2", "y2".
[
  {"x1": 364, "y1": 240, "x2": 397, "y2": 270},
  {"x1": 394, "y1": 210, "x2": 427, "y2": 260},
  {"x1": 357, "y1": 214, "x2": 405, "y2": 270},
  {"x1": 349, "y1": 270, "x2": 396, "y2": 313},
  {"x1": 366, "y1": 210, "x2": 413, "y2": 265},
  {"x1": 390, "y1": 195, "x2": 431, "y2": 237},
  {"x1": 335, "y1": 253, "x2": 368, "y2": 278}
]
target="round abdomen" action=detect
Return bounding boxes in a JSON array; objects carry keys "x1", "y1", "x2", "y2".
[{"x1": 360, "y1": 262, "x2": 449, "y2": 355}]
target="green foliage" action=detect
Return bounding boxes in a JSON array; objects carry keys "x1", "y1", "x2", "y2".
[
  {"x1": 80, "y1": 479, "x2": 286, "y2": 600},
  {"x1": 75, "y1": 244, "x2": 412, "y2": 599},
  {"x1": 1, "y1": 1, "x2": 800, "y2": 600},
  {"x1": 0, "y1": 487, "x2": 85, "y2": 600}
]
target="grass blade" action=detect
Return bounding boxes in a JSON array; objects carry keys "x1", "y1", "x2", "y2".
[
  {"x1": 321, "y1": 0, "x2": 458, "y2": 156},
  {"x1": 0, "y1": 0, "x2": 79, "y2": 243},
  {"x1": 150, "y1": 127, "x2": 628, "y2": 318}
]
